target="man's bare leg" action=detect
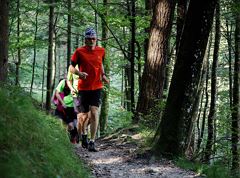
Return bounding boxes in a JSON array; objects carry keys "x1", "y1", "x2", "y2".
[
  {"x1": 77, "y1": 112, "x2": 89, "y2": 148},
  {"x1": 89, "y1": 106, "x2": 99, "y2": 141},
  {"x1": 82, "y1": 112, "x2": 90, "y2": 135},
  {"x1": 77, "y1": 113, "x2": 88, "y2": 134},
  {"x1": 88, "y1": 106, "x2": 99, "y2": 152}
]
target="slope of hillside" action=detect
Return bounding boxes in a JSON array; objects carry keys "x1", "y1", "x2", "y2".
[{"x1": 0, "y1": 85, "x2": 90, "y2": 178}]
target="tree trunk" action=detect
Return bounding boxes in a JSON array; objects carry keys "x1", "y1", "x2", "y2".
[
  {"x1": 197, "y1": 33, "x2": 212, "y2": 153},
  {"x1": 30, "y1": 0, "x2": 40, "y2": 96},
  {"x1": 75, "y1": 33, "x2": 79, "y2": 50},
  {"x1": 46, "y1": 1, "x2": 55, "y2": 112},
  {"x1": 153, "y1": 0, "x2": 217, "y2": 156},
  {"x1": 124, "y1": 1, "x2": 132, "y2": 112},
  {"x1": 136, "y1": 0, "x2": 176, "y2": 118},
  {"x1": 67, "y1": 0, "x2": 71, "y2": 68},
  {"x1": 231, "y1": 1, "x2": 240, "y2": 172},
  {"x1": 176, "y1": 0, "x2": 188, "y2": 54},
  {"x1": 52, "y1": 31, "x2": 56, "y2": 92},
  {"x1": 15, "y1": 0, "x2": 21, "y2": 86},
  {"x1": 130, "y1": 0, "x2": 136, "y2": 116},
  {"x1": 226, "y1": 20, "x2": 233, "y2": 109},
  {"x1": 42, "y1": 60, "x2": 45, "y2": 109},
  {"x1": 164, "y1": 0, "x2": 188, "y2": 96},
  {"x1": 0, "y1": 0, "x2": 9, "y2": 82},
  {"x1": 125, "y1": 48, "x2": 131, "y2": 111},
  {"x1": 204, "y1": 1, "x2": 220, "y2": 163},
  {"x1": 143, "y1": 0, "x2": 154, "y2": 67},
  {"x1": 185, "y1": 62, "x2": 206, "y2": 157},
  {"x1": 94, "y1": 0, "x2": 98, "y2": 45},
  {"x1": 99, "y1": 0, "x2": 110, "y2": 135},
  {"x1": 196, "y1": 84, "x2": 204, "y2": 152}
]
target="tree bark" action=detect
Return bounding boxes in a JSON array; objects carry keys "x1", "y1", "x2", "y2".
[
  {"x1": 197, "y1": 32, "x2": 212, "y2": 153},
  {"x1": 30, "y1": 0, "x2": 40, "y2": 96},
  {"x1": 46, "y1": 1, "x2": 55, "y2": 112},
  {"x1": 231, "y1": 0, "x2": 240, "y2": 172},
  {"x1": 136, "y1": 0, "x2": 176, "y2": 118},
  {"x1": 0, "y1": 0, "x2": 9, "y2": 82},
  {"x1": 100, "y1": 0, "x2": 110, "y2": 135},
  {"x1": 15, "y1": 0, "x2": 21, "y2": 86},
  {"x1": 143, "y1": 0, "x2": 154, "y2": 64},
  {"x1": 125, "y1": 43, "x2": 131, "y2": 111},
  {"x1": 94, "y1": 0, "x2": 98, "y2": 46},
  {"x1": 42, "y1": 60, "x2": 45, "y2": 109},
  {"x1": 226, "y1": 20, "x2": 233, "y2": 109},
  {"x1": 176, "y1": 0, "x2": 188, "y2": 54},
  {"x1": 130, "y1": 0, "x2": 136, "y2": 116},
  {"x1": 204, "y1": 1, "x2": 220, "y2": 163},
  {"x1": 67, "y1": 0, "x2": 72, "y2": 68},
  {"x1": 153, "y1": 0, "x2": 217, "y2": 156}
]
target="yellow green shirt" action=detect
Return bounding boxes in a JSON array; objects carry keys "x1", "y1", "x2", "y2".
[{"x1": 67, "y1": 65, "x2": 79, "y2": 97}]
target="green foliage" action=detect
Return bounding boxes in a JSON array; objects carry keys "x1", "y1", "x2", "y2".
[
  {"x1": 0, "y1": 85, "x2": 90, "y2": 178},
  {"x1": 139, "y1": 99, "x2": 166, "y2": 130},
  {"x1": 175, "y1": 157, "x2": 237, "y2": 178},
  {"x1": 175, "y1": 157, "x2": 205, "y2": 175},
  {"x1": 203, "y1": 164, "x2": 234, "y2": 178},
  {"x1": 107, "y1": 105, "x2": 132, "y2": 134}
]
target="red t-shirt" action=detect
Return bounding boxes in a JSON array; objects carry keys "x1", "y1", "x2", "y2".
[{"x1": 71, "y1": 46, "x2": 105, "y2": 91}]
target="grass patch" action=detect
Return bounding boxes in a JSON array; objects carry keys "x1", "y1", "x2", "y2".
[{"x1": 0, "y1": 85, "x2": 91, "y2": 178}]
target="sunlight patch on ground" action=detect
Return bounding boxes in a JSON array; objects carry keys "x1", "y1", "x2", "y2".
[
  {"x1": 131, "y1": 133, "x2": 142, "y2": 140},
  {"x1": 129, "y1": 165, "x2": 196, "y2": 178},
  {"x1": 91, "y1": 156, "x2": 123, "y2": 164}
]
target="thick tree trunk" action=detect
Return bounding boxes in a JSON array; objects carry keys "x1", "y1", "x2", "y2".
[
  {"x1": 136, "y1": 0, "x2": 176, "y2": 118},
  {"x1": 164, "y1": 0, "x2": 188, "y2": 96},
  {"x1": 143, "y1": 0, "x2": 154, "y2": 66},
  {"x1": 153, "y1": 0, "x2": 217, "y2": 156},
  {"x1": 176, "y1": 0, "x2": 188, "y2": 54},
  {"x1": 0, "y1": 0, "x2": 9, "y2": 82}
]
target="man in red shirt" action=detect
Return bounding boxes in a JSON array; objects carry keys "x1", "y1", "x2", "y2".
[{"x1": 69, "y1": 27, "x2": 109, "y2": 152}]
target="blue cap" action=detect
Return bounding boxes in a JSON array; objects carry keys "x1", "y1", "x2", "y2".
[{"x1": 85, "y1": 27, "x2": 97, "y2": 38}]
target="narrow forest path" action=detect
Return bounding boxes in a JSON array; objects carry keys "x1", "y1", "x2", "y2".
[{"x1": 75, "y1": 128, "x2": 203, "y2": 178}]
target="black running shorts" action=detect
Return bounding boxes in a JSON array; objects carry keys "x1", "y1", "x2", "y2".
[
  {"x1": 77, "y1": 89, "x2": 102, "y2": 113},
  {"x1": 64, "y1": 107, "x2": 77, "y2": 124}
]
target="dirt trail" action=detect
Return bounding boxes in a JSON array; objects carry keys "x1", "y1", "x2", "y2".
[{"x1": 75, "y1": 130, "x2": 203, "y2": 178}]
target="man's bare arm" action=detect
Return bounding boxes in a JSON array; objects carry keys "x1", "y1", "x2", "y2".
[
  {"x1": 69, "y1": 64, "x2": 88, "y2": 80},
  {"x1": 101, "y1": 64, "x2": 109, "y2": 84}
]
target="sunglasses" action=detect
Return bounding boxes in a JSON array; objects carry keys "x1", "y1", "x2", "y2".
[{"x1": 86, "y1": 38, "x2": 96, "y2": 40}]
